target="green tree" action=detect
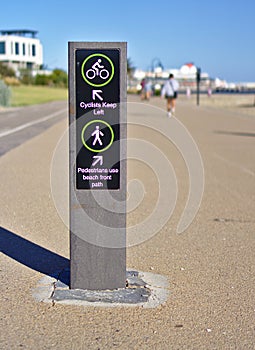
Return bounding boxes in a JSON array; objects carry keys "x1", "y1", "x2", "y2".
[
  {"x1": 35, "y1": 74, "x2": 52, "y2": 86},
  {"x1": 0, "y1": 62, "x2": 15, "y2": 78},
  {"x1": 127, "y1": 58, "x2": 135, "y2": 78},
  {"x1": 51, "y1": 69, "x2": 67, "y2": 88}
]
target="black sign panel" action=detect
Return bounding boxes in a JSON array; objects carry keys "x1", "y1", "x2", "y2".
[{"x1": 75, "y1": 49, "x2": 120, "y2": 189}]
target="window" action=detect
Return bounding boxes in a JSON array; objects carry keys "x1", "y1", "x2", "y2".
[
  {"x1": 23, "y1": 43, "x2": 26, "y2": 55},
  {"x1": 32, "y1": 44, "x2": 36, "y2": 56},
  {"x1": 0, "y1": 41, "x2": 5, "y2": 54},
  {"x1": 15, "y1": 42, "x2": 19, "y2": 55}
]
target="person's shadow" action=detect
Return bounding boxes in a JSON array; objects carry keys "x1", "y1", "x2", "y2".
[{"x1": 0, "y1": 226, "x2": 70, "y2": 285}]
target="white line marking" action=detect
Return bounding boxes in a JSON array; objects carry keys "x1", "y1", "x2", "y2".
[{"x1": 0, "y1": 108, "x2": 66, "y2": 138}]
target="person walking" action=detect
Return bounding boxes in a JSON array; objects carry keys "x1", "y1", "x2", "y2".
[
  {"x1": 145, "y1": 79, "x2": 152, "y2": 100},
  {"x1": 140, "y1": 78, "x2": 146, "y2": 100},
  {"x1": 161, "y1": 73, "x2": 179, "y2": 117}
]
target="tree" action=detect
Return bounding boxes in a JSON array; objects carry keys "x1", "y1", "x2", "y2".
[
  {"x1": 35, "y1": 74, "x2": 52, "y2": 86},
  {"x1": 127, "y1": 58, "x2": 135, "y2": 78},
  {"x1": 0, "y1": 62, "x2": 15, "y2": 78},
  {"x1": 51, "y1": 69, "x2": 67, "y2": 88}
]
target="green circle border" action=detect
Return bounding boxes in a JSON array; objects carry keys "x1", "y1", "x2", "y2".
[
  {"x1": 81, "y1": 53, "x2": 114, "y2": 87},
  {"x1": 81, "y1": 120, "x2": 114, "y2": 153}
]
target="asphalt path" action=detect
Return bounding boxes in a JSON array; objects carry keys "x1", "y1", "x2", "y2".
[
  {"x1": 0, "y1": 95, "x2": 255, "y2": 349},
  {"x1": 0, "y1": 100, "x2": 67, "y2": 156}
]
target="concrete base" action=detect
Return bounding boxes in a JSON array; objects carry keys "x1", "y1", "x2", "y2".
[{"x1": 32, "y1": 269, "x2": 169, "y2": 309}]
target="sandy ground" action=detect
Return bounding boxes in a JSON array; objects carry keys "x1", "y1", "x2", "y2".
[
  {"x1": 178, "y1": 92, "x2": 255, "y2": 117},
  {"x1": 1, "y1": 95, "x2": 255, "y2": 349}
]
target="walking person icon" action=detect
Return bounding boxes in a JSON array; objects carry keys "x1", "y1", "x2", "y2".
[
  {"x1": 92, "y1": 126, "x2": 104, "y2": 146},
  {"x1": 81, "y1": 120, "x2": 114, "y2": 153}
]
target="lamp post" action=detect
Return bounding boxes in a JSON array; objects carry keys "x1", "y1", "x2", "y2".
[
  {"x1": 151, "y1": 58, "x2": 164, "y2": 94},
  {"x1": 151, "y1": 58, "x2": 164, "y2": 73}
]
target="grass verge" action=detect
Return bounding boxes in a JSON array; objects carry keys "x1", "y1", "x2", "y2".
[{"x1": 11, "y1": 85, "x2": 68, "y2": 106}]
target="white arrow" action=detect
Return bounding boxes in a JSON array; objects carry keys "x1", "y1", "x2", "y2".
[
  {"x1": 92, "y1": 90, "x2": 103, "y2": 101},
  {"x1": 92, "y1": 155, "x2": 103, "y2": 166}
]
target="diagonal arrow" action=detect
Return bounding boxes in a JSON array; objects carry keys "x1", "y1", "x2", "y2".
[
  {"x1": 92, "y1": 155, "x2": 103, "y2": 166},
  {"x1": 92, "y1": 90, "x2": 103, "y2": 101}
]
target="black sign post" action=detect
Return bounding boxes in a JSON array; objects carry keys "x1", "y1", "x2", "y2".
[
  {"x1": 68, "y1": 42, "x2": 127, "y2": 290},
  {"x1": 196, "y1": 67, "x2": 201, "y2": 106},
  {"x1": 76, "y1": 49, "x2": 121, "y2": 190}
]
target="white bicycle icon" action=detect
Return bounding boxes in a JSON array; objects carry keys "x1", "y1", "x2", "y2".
[{"x1": 85, "y1": 59, "x2": 110, "y2": 80}]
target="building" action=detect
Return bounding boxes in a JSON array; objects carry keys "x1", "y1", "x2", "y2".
[
  {"x1": 131, "y1": 62, "x2": 211, "y2": 93},
  {"x1": 0, "y1": 29, "x2": 43, "y2": 75}
]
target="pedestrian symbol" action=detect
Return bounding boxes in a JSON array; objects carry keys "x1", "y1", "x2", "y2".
[
  {"x1": 81, "y1": 53, "x2": 114, "y2": 87},
  {"x1": 81, "y1": 120, "x2": 114, "y2": 153},
  {"x1": 92, "y1": 126, "x2": 104, "y2": 146}
]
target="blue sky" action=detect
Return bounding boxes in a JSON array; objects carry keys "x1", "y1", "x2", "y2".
[{"x1": 1, "y1": 0, "x2": 255, "y2": 82}]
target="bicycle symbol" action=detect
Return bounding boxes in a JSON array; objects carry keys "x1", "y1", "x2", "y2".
[
  {"x1": 86, "y1": 59, "x2": 110, "y2": 80},
  {"x1": 81, "y1": 53, "x2": 114, "y2": 87}
]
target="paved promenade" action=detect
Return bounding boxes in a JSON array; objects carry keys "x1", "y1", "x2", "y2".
[{"x1": 1, "y1": 95, "x2": 254, "y2": 349}]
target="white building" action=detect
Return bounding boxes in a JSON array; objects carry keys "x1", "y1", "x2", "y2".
[
  {"x1": 0, "y1": 29, "x2": 43, "y2": 74},
  {"x1": 134, "y1": 63, "x2": 209, "y2": 81}
]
